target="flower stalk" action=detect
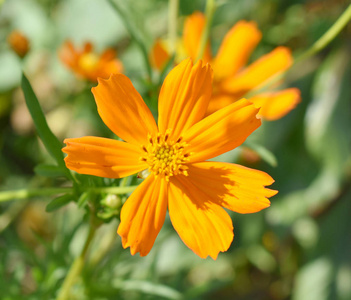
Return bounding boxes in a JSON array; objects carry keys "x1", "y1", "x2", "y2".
[
  {"x1": 168, "y1": 0, "x2": 179, "y2": 55},
  {"x1": 296, "y1": 4, "x2": 351, "y2": 63},
  {"x1": 0, "y1": 186, "x2": 138, "y2": 203},
  {"x1": 106, "y1": 0, "x2": 152, "y2": 79},
  {"x1": 196, "y1": 0, "x2": 216, "y2": 61},
  {"x1": 56, "y1": 224, "x2": 97, "y2": 300}
]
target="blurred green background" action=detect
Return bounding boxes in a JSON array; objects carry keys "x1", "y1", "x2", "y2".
[{"x1": 0, "y1": 0, "x2": 351, "y2": 299}]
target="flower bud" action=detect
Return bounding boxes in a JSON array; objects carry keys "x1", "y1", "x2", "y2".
[
  {"x1": 104, "y1": 194, "x2": 121, "y2": 209},
  {"x1": 7, "y1": 30, "x2": 30, "y2": 58}
]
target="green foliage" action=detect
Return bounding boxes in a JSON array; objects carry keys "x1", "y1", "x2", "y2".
[
  {"x1": 0, "y1": 0, "x2": 350, "y2": 299},
  {"x1": 21, "y1": 74, "x2": 72, "y2": 181},
  {"x1": 46, "y1": 194, "x2": 74, "y2": 212}
]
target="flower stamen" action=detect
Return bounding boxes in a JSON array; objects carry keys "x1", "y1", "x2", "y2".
[{"x1": 141, "y1": 130, "x2": 190, "y2": 181}]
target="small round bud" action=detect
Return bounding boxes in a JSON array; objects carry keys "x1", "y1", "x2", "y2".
[{"x1": 104, "y1": 194, "x2": 121, "y2": 209}]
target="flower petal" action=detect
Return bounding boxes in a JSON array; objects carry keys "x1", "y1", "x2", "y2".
[
  {"x1": 158, "y1": 58, "x2": 213, "y2": 140},
  {"x1": 168, "y1": 175, "x2": 233, "y2": 259},
  {"x1": 117, "y1": 174, "x2": 168, "y2": 256},
  {"x1": 58, "y1": 40, "x2": 78, "y2": 69},
  {"x1": 83, "y1": 42, "x2": 93, "y2": 54},
  {"x1": 100, "y1": 48, "x2": 117, "y2": 61},
  {"x1": 149, "y1": 39, "x2": 171, "y2": 71},
  {"x1": 212, "y1": 21, "x2": 261, "y2": 81},
  {"x1": 183, "y1": 11, "x2": 212, "y2": 62},
  {"x1": 183, "y1": 98, "x2": 260, "y2": 162},
  {"x1": 92, "y1": 74, "x2": 158, "y2": 146},
  {"x1": 249, "y1": 88, "x2": 301, "y2": 120},
  {"x1": 63, "y1": 136, "x2": 147, "y2": 178},
  {"x1": 96, "y1": 59, "x2": 123, "y2": 79},
  {"x1": 186, "y1": 162, "x2": 277, "y2": 214},
  {"x1": 221, "y1": 47, "x2": 293, "y2": 96}
]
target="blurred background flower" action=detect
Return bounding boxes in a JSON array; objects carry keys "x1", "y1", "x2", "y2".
[{"x1": 59, "y1": 40, "x2": 123, "y2": 82}]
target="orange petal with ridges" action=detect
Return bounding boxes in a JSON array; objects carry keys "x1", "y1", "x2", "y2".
[
  {"x1": 187, "y1": 162, "x2": 277, "y2": 214},
  {"x1": 249, "y1": 88, "x2": 301, "y2": 120},
  {"x1": 92, "y1": 74, "x2": 158, "y2": 146},
  {"x1": 149, "y1": 39, "x2": 171, "y2": 71},
  {"x1": 158, "y1": 58, "x2": 213, "y2": 140},
  {"x1": 221, "y1": 47, "x2": 293, "y2": 96},
  {"x1": 183, "y1": 11, "x2": 212, "y2": 63},
  {"x1": 117, "y1": 174, "x2": 168, "y2": 256},
  {"x1": 212, "y1": 21, "x2": 261, "y2": 81},
  {"x1": 63, "y1": 136, "x2": 147, "y2": 178},
  {"x1": 168, "y1": 175, "x2": 233, "y2": 259},
  {"x1": 183, "y1": 98, "x2": 261, "y2": 162}
]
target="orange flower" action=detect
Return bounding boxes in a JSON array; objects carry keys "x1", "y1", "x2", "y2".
[
  {"x1": 185, "y1": 12, "x2": 301, "y2": 120},
  {"x1": 63, "y1": 59, "x2": 277, "y2": 259},
  {"x1": 151, "y1": 12, "x2": 300, "y2": 120},
  {"x1": 7, "y1": 30, "x2": 30, "y2": 58},
  {"x1": 59, "y1": 40, "x2": 123, "y2": 82}
]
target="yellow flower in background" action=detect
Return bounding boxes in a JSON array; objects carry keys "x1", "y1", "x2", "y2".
[
  {"x1": 151, "y1": 12, "x2": 301, "y2": 120},
  {"x1": 63, "y1": 58, "x2": 277, "y2": 259},
  {"x1": 59, "y1": 40, "x2": 123, "y2": 82}
]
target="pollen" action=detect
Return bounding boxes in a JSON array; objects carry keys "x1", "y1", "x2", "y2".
[{"x1": 140, "y1": 130, "x2": 190, "y2": 181}]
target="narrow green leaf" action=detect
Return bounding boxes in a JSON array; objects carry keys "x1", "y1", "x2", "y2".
[
  {"x1": 106, "y1": 0, "x2": 152, "y2": 79},
  {"x1": 46, "y1": 194, "x2": 73, "y2": 212},
  {"x1": 244, "y1": 141, "x2": 278, "y2": 167},
  {"x1": 21, "y1": 74, "x2": 72, "y2": 180},
  {"x1": 21, "y1": 74, "x2": 63, "y2": 164},
  {"x1": 77, "y1": 192, "x2": 90, "y2": 208},
  {"x1": 34, "y1": 164, "x2": 66, "y2": 177},
  {"x1": 305, "y1": 48, "x2": 350, "y2": 161}
]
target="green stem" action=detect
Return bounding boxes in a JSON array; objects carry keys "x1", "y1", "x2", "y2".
[
  {"x1": 119, "y1": 176, "x2": 129, "y2": 188},
  {"x1": 0, "y1": 187, "x2": 73, "y2": 202},
  {"x1": 106, "y1": 0, "x2": 152, "y2": 80},
  {"x1": 168, "y1": 0, "x2": 179, "y2": 55},
  {"x1": 296, "y1": 4, "x2": 351, "y2": 63},
  {"x1": 0, "y1": 186, "x2": 138, "y2": 203},
  {"x1": 196, "y1": 0, "x2": 216, "y2": 61},
  {"x1": 56, "y1": 225, "x2": 97, "y2": 300},
  {"x1": 91, "y1": 186, "x2": 137, "y2": 194}
]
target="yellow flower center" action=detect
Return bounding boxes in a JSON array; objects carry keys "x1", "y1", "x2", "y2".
[
  {"x1": 140, "y1": 131, "x2": 190, "y2": 180},
  {"x1": 78, "y1": 53, "x2": 99, "y2": 72}
]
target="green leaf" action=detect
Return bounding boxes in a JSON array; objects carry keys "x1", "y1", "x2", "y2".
[
  {"x1": 21, "y1": 74, "x2": 72, "y2": 180},
  {"x1": 46, "y1": 194, "x2": 73, "y2": 212},
  {"x1": 34, "y1": 164, "x2": 66, "y2": 177},
  {"x1": 305, "y1": 48, "x2": 350, "y2": 162},
  {"x1": 244, "y1": 141, "x2": 278, "y2": 167},
  {"x1": 77, "y1": 192, "x2": 90, "y2": 208}
]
